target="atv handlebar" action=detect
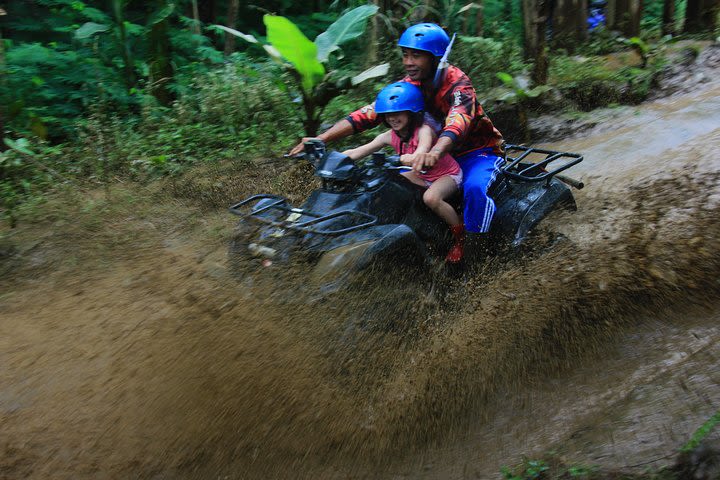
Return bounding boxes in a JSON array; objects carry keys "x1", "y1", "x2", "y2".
[
  {"x1": 555, "y1": 174, "x2": 584, "y2": 190},
  {"x1": 376, "y1": 154, "x2": 427, "y2": 174}
]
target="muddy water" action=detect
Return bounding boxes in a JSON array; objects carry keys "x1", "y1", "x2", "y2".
[
  {"x1": 379, "y1": 77, "x2": 720, "y2": 478},
  {"x1": 1, "y1": 81, "x2": 720, "y2": 478}
]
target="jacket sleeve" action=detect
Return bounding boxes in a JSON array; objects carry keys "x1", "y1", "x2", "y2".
[
  {"x1": 346, "y1": 102, "x2": 383, "y2": 133},
  {"x1": 438, "y1": 81, "x2": 477, "y2": 144}
]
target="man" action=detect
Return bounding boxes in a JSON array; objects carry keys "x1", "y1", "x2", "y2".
[{"x1": 289, "y1": 23, "x2": 504, "y2": 251}]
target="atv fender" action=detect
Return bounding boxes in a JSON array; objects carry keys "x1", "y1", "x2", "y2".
[
  {"x1": 510, "y1": 179, "x2": 576, "y2": 247},
  {"x1": 311, "y1": 224, "x2": 425, "y2": 286}
]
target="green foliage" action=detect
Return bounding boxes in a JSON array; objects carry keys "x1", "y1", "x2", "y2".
[
  {"x1": 581, "y1": 26, "x2": 627, "y2": 56},
  {"x1": 625, "y1": 37, "x2": 650, "y2": 67},
  {"x1": 453, "y1": 35, "x2": 525, "y2": 91},
  {"x1": 2, "y1": 0, "x2": 228, "y2": 141},
  {"x1": 566, "y1": 465, "x2": 597, "y2": 477},
  {"x1": 0, "y1": 138, "x2": 61, "y2": 227},
  {"x1": 496, "y1": 72, "x2": 551, "y2": 103},
  {"x1": 501, "y1": 459, "x2": 550, "y2": 479},
  {"x1": 492, "y1": 72, "x2": 551, "y2": 143},
  {"x1": 315, "y1": 4, "x2": 379, "y2": 62},
  {"x1": 219, "y1": 6, "x2": 386, "y2": 135},
  {"x1": 3, "y1": 41, "x2": 137, "y2": 139},
  {"x1": 264, "y1": 15, "x2": 326, "y2": 93},
  {"x1": 549, "y1": 55, "x2": 622, "y2": 110},
  {"x1": 549, "y1": 47, "x2": 667, "y2": 110},
  {"x1": 72, "y1": 59, "x2": 301, "y2": 177},
  {"x1": 0, "y1": 0, "x2": 706, "y2": 228},
  {"x1": 74, "y1": 22, "x2": 111, "y2": 39},
  {"x1": 681, "y1": 410, "x2": 720, "y2": 453}
]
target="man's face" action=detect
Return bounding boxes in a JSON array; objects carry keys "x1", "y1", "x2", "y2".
[{"x1": 401, "y1": 48, "x2": 435, "y2": 82}]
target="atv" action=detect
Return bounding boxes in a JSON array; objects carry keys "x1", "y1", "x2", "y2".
[{"x1": 228, "y1": 140, "x2": 583, "y2": 290}]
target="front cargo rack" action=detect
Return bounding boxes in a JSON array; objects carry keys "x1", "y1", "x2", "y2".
[{"x1": 229, "y1": 194, "x2": 378, "y2": 236}]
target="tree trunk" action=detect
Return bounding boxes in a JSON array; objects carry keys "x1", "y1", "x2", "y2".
[
  {"x1": 148, "y1": 0, "x2": 174, "y2": 106},
  {"x1": 416, "y1": 0, "x2": 438, "y2": 23},
  {"x1": 662, "y1": 0, "x2": 676, "y2": 35},
  {"x1": 190, "y1": 0, "x2": 201, "y2": 36},
  {"x1": 684, "y1": 0, "x2": 720, "y2": 33},
  {"x1": 627, "y1": 0, "x2": 643, "y2": 36},
  {"x1": 523, "y1": 0, "x2": 551, "y2": 78},
  {"x1": 606, "y1": 0, "x2": 619, "y2": 29},
  {"x1": 522, "y1": 0, "x2": 539, "y2": 60},
  {"x1": 197, "y1": 0, "x2": 217, "y2": 24},
  {"x1": 223, "y1": 0, "x2": 239, "y2": 56},
  {"x1": 367, "y1": 0, "x2": 387, "y2": 66},
  {"x1": 532, "y1": 0, "x2": 550, "y2": 85},
  {"x1": 610, "y1": 0, "x2": 643, "y2": 36},
  {"x1": 0, "y1": 11, "x2": 5, "y2": 152},
  {"x1": 112, "y1": 0, "x2": 136, "y2": 90},
  {"x1": 462, "y1": 6, "x2": 471, "y2": 34},
  {"x1": 475, "y1": 1, "x2": 485, "y2": 36},
  {"x1": 0, "y1": 7, "x2": 7, "y2": 152},
  {"x1": 552, "y1": 0, "x2": 588, "y2": 52},
  {"x1": 426, "y1": 0, "x2": 436, "y2": 22}
]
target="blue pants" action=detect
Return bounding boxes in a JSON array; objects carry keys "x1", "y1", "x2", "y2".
[{"x1": 456, "y1": 148, "x2": 504, "y2": 233}]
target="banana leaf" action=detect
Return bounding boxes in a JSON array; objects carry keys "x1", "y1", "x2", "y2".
[
  {"x1": 264, "y1": 15, "x2": 326, "y2": 94},
  {"x1": 315, "y1": 5, "x2": 378, "y2": 63}
]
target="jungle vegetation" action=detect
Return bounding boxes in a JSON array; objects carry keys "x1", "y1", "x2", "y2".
[{"x1": 1, "y1": 0, "x2": 719, "y2": 226}]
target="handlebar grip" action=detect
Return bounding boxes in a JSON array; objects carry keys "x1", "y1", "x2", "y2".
[
  {"x1": 556, "y1": 174, "x2": 584, "y2": 190},
  {"x1": 396, "y1": 166, "x2": 428, "y2": 175}
]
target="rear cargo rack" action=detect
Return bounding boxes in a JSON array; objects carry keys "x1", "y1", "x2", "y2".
[
  {"x1": 229, "y1": 194, "x2": 378, "y2": 236},
  {"x1": 501, "y1": 144, "x2": 583, "y2": 187}
]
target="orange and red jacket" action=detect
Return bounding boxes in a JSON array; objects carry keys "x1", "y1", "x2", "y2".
[{"x1": 347, "y1": 65, "x2": 504, "y2": 156}]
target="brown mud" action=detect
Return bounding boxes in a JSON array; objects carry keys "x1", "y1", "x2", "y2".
[{"x1": 2, "y1": 61, "x2": 720, "y2": 479}]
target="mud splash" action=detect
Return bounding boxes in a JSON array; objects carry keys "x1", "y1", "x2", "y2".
[
  {"x1": 2, "y1": 81, "x2": 720, "y2": 480},
  {"x1": 2, "y1": 160, "x2": 718, "y2": 479}
]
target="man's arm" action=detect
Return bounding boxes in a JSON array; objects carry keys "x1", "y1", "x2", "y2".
[
  {"x1": 288, "y1": 119, "x2": 354, "y2": 156},
  {"x1": 412, "y1": 76, "x2": 476, "y2": 167},
  {"x1": 288, "y1": 101, "x2": 383, "y2": 156}
]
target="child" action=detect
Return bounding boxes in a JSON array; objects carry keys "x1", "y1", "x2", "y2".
[{"x1": 343, "y1": 82, "x2": 465, "y2": 263}]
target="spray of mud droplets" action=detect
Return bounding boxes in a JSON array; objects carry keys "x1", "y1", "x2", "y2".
[
  {"x1": 122, "y1": 167, "x2": 720, "y2": 478},
  {"x1": 2, "y1": 149, "x2": 719, "y2": 478}
]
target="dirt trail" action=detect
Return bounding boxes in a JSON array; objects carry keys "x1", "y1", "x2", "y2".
[{"x1": 2, "y1": 68, "x2": 720, "y2": 479}]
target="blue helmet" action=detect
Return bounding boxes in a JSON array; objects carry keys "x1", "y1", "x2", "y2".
[
  {"x1": 398, "y1": 23, "x2": 450, "y2": 57},
  {"x1": 374, "y1": 82, "x2": 424, "y2": 114}
]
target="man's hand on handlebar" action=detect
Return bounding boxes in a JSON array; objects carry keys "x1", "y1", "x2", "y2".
[
  {"x1": 410, "y1": 152, "x2": 439, "y2": 173},
  {"x1": 287, "y1": 119, "x2": 355, "y2": 157},
  {"x1": 289, "y1": 137, "x2": 321, "y2": 156},
  {"x1": 399, "y1": 153, "x2": 415, "y2": 167}
]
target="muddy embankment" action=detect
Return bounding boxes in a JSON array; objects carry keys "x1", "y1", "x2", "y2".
[{"x1": 1, "y1": 47, "x2": 720, "y2": 479}]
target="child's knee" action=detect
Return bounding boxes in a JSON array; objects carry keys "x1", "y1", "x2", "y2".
[{"x1": 423, "y1": 189, "x2": 441, "y2": 209}]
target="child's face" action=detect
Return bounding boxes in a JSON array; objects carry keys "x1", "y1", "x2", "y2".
[{"x1": 385, "y1": 111, "x2": 411, "y2": 133}]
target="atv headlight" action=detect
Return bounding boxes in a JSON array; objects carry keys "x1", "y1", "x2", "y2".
[{"x1": 248, "y1": 243, "x2": 277, "y2": 258}]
